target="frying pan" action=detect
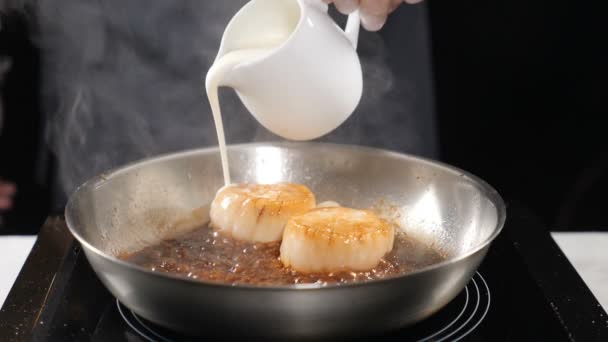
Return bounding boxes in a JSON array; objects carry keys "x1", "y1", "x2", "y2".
[{"x1": 65, "y1": 142, "x2": 505, "y2": 339}]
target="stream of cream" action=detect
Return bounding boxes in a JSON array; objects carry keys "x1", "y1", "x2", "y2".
[{"x1": 205, "y1": 49, "x2": 272, "y2": 185}]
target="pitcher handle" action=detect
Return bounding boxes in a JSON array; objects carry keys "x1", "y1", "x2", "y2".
[
  {"x1": 344, "y1": 10, "x2": 360, "y2": 49},
  {"x1": 306, "y1": 0, "x2": 360, "y2": 49}
]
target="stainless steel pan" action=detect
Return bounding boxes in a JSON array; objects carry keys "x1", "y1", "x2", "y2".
[{"x1": 65, "y1": 142, "x2": 505, "y2": 339}]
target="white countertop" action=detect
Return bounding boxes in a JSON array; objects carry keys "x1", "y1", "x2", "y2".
[
  {"x1": 0, "y1": 235, "x2": 37, "y2": 308},
  {"x1": 1, "y1": 233, "x2": 607, "y2": 311},
  {"x1": 551, "y1": 232, "x2": 608, "y2": 311}
]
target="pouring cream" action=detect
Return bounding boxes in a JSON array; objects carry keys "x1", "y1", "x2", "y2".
[
  {"x1": 205, "y1": 0, "x2": 361, "y2": 185},
  {"x1": 205, "y1": 49, "x2": 275, "y2": 185}
]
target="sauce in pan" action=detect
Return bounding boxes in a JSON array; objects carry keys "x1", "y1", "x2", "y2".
[{"x1": 120, "y1": 224, "x2": 446, "y2": 286}]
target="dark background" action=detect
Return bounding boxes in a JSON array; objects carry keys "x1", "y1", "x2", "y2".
[
  {"x1": 0, "y1": 8, "x2": 53, "y2": 234},
  {"x1": 1, "y1": 1, "x2": 606, "y2": 234},
  {"x1": 427, "y1": 1, "x2": 607, "y2": 230}
]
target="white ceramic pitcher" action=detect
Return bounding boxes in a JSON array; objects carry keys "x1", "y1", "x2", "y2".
[{"x1": 207, "y1": 0, "x2": 362, "y2": 141}]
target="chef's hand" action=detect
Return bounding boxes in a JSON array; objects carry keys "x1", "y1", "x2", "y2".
[
  {"x1": 323, "y1": 0, "x2": 423, "y2": 31},
  {"x1": 0, "y1": 180, "x2": 16, "y2": 210}
]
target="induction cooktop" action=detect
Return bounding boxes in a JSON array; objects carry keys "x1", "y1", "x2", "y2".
[{"x1": 1, "y1": 205, "x2": 606, "y2": 341}]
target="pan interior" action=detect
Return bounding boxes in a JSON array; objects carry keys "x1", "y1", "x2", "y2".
[{"x1": 66, "y1": 142, "x2": 503, "y2": 275}]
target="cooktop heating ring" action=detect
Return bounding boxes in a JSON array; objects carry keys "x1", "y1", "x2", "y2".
[{"x1": 117, "y1": 272, "x2": 490, "y2": 341}]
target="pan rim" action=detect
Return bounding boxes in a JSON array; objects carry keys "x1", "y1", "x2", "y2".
[{"x1": 64, "y1": 141, "x2": 506, "y2": 291}]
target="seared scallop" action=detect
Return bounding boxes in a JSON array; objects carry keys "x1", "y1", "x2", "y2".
[
  {"x1": 209, "y1": 183, "x2": 316, "y2": 242},
  {"x1": 280, "y1": 207, "x2": 395, "y2": 273}
]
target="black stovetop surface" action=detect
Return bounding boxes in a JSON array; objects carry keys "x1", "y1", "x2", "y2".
[{"x1": 1, "y1": 205, "x2": 607, "y2": 341}]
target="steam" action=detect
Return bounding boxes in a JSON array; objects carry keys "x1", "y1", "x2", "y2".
[
  {"x1": 35, "y1": 1, "x2": 436, "y2": 203},
  {"x1": 37, "y1": 1, "x2": 252, "y2": 195}
]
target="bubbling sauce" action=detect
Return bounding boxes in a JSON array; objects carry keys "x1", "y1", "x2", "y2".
[{"x1": 120, "y1": 224, "x2": 446, "y2": 286}]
